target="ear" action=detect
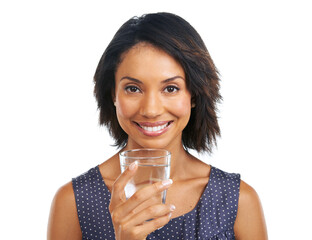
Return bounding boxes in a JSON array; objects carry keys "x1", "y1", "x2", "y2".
[
  {"x1": 111, "y1": 88, "x2": 116, "y2": 106},
  {"x1": 191, "y1": 97, "x2": 196, "y2": 108}
]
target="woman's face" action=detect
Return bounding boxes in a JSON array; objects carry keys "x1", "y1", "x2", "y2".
[{"x1": 114, "y1": 43, "x2": 192, "y2": 150}]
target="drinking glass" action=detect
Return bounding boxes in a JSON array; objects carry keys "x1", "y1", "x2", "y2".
[{"x1": 119, "y1": 149, "x2": 171, "y2": 204}]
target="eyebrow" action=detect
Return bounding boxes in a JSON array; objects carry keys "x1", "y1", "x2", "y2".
[{"x1": 120, "y1": 76, "x2": 185, "y2": 83}]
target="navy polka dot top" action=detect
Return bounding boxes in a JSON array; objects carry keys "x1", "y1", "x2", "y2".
[{"x1": 72, "y1": 165, "x2": 240, "y2": 239}]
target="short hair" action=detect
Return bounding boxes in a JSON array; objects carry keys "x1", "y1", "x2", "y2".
[{"x1": 94, "y1": 12, "x2": 221, "y2": 153}]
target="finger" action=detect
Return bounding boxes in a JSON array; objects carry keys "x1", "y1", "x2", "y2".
[
  {"x1": 135, "y1": 211, "x2": 174, "y2": 237},
  {"x1": 126, "y1": 204, "x2": 176, "y2": 227},
  {"x1": 116, "y1": 179, "x2": 173, "y2": 217},
  {"x1": 109, "y1": 161, "x2": 138, "y2": 209}
]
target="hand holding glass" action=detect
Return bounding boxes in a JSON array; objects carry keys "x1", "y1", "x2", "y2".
[{"x1": 119, "y1": 149, "x2": 171, "y2": 204}]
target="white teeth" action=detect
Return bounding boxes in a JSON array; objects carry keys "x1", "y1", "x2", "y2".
[{"x1": 140, "y1": 123, "x2": 169, "y2": 132}]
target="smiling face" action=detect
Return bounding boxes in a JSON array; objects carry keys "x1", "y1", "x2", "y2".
[{"x1": 114, "y1": 43, "x2": 192, "y2": 151}]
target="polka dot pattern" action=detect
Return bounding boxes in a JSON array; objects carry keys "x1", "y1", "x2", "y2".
[{"x1": 72, "y1": 166, "x2": 240, "y2": 240}]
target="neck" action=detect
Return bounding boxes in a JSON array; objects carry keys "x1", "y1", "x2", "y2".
[
  {"x1": 122, "y1": 139, "x2": 197, "y2": 181},
  {"x1": 166, "y1": 144, "x2": 195, "y2": 181}
]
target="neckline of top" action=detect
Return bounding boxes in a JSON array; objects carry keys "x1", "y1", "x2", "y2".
[{"x1": 95, "y1": 165, "x2": 214, "y2": 221}]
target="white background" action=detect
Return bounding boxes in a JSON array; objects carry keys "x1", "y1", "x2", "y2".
[{"x1": 0, "y1": 0, "x2": 311, "y2": 239}]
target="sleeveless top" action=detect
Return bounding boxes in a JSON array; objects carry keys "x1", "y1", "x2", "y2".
[{"x1": 72, "y1": 165, "x2": 240, "y2": 240}]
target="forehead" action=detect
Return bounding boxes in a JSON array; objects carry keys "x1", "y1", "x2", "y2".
[{"x1": 116, "y1": 43, "x2": 185, "y2": 80}]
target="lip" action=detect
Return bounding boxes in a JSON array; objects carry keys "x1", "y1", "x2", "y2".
[{"x1": 134, "y1": 121, "x2": 173, "y2": 137}]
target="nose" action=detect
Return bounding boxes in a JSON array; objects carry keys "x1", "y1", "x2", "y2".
[{"x1": 139, "y1": 92, "x2": 163, "y2": 118}]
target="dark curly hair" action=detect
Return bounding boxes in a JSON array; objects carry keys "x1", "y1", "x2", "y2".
[{"x1": 94, "y1": 12, "x2": 222, "y2": 153}]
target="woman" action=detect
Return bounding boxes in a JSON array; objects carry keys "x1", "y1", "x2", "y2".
[{"x1": 48, "y1": 12, "x2": 267, "y2": 239}]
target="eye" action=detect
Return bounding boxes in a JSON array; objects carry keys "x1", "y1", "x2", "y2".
[
  {"x1": 125, "y1": 86, "x2": 141, "y2": 93},
  {"x1": 164, "y1": 85, "x2": 179, "y2": 93}
]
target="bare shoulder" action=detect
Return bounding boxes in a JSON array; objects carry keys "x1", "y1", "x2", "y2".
[
  {"x1": 98, "y1": 153, "x2": 120, "y2": 191},
  {"x1": 47, "y1": 181, "x2": 82, "y2": 240},
  {"x1": 234, "y1": 180, "x2": 268, "y2": 240}
]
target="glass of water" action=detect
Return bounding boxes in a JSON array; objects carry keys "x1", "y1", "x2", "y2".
[{"x1": 119, "y1": 149, "x2": 171, "y2": 204}]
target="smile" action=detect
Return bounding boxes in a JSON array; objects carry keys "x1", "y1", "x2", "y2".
[
  {"x1": 134, "y1": 121, "x2": 173, "y2": 136},
  {"x1": 140, "y1": 122, "x2": 169, "y2": 132}
]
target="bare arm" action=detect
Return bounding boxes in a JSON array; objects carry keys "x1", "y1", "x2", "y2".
[
  {"x1": 234, "y1": 180, "x2": 268, "y2": 240},
  {"x1": 47, "y1": 182, "x2": 82, "y2": 240}
]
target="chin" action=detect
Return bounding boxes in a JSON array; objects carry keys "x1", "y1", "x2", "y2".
[{"x1": 140, "y1": 140, "x2": 175, "y2": 150}]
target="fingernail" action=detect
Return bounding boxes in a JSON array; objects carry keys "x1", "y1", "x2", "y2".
[
  {"x1": 170, "y1": 204, "x2": 176, "y2": 211},
  {"x1": 129, "y1": 161, "x2": 137, "y2": 171},
  {"x1": 168, "y1": 212, "x2": 172, "y2": 219},
  {"x1": 162, "y1": 179, "x2": 173, "y2": 186}
]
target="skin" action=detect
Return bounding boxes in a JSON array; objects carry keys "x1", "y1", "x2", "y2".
[{"x1": 47, "y1": 43, "x2": 267, "y2": 240}]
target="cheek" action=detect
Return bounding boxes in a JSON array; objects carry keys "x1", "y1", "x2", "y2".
[
  {"x1": 115, "y1": 97, "x2": 137, "y2": 120},
  {"x1": 169, "y1": 96, "x2": 192, "y2": 118}
]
